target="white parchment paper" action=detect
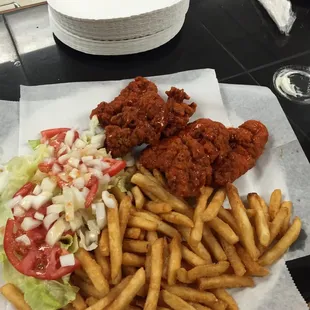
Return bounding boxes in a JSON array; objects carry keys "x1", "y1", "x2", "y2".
[{"x1": 0, "y1": 69, "x2": 308, "y2": 309}]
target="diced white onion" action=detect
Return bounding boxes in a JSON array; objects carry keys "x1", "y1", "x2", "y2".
[
  {"x1": 21, "y1": 217, "x2": 41, "y2": 231},
  {"x1": 87, "y1": 219, "x2": 100, "y2": 235},
  {"x1": 32, "y1": 192, "x2": 53, "y2": 210},
  {"x1": 102, "y1": 191, "x2": 117, "y2": 209},
  {"x1": 83, "y1": 173, "x2": 91, "y2": 184},
  {"x1": 88, "y1": 168, "x2": 103, "y2": 180},
  {"x1": 81, "y1": 156, "x2": 93, "y2": 164},
  {"x1": 32, "y1": 184, "x2": 42, "y2": 196},
  {"x1": 52, "y1": 163, "x2": 62, "y2": 175},
  {"x1": 47, "y1": 145, "x2": 55, "y2": 157},
  {"x1": 79, "y1": 163, "x2": 88, "y2": 173},
  {"x1": 13, "y1": 206, "x2": 25, "y2": 217},
  {"x1": 58, "y1": 153, "x2": 71, "y2": 165},
  {"x1": 71, "y1": 186, "x2": 85, "y2": 210},
  {"x1": 100, "y1": 161, "x2": 110, "y2": 170},
  {"x1": 72, "y1": 177, "x2": 85, "y2": 189},
  {"x1": 68, "y1": 157, "x2": 80, "y2": 169},
  {"x1": 83, "y1": 146, "x2": 97, "y2": 155},
  {"x1": 45, "y1": 217, "x2": 66, "y2": 246},
  {"x1": 60, "y1": 254, "x2": 75, "y2": 267},
  {"x1": 101, "y1": 174, "x2": 111, "y2": 184},
  {"x1": 43, "y1": 213, "x2": 59, "y2": 229},
  {"x1": 7, "y1": 195, "x2": 22, "y2": 209},
  {"x1": 85, "y1": 230, "x2": 98, "y2": 245},
  {"x1": 95, "y1": 202, "x2": 106, "y2": 229},
  {"x1": 20, "y1": 195, "x2": 36, "y2": 210},
  {"x1": 52, "y1": 195, "x2": 65, "y2": 204},
  {"x1": 86, "y1": 159, "x2": 101, "y2": 168},
  {"x1": 70, "y1": 150, "x2": 81, "y2": 159},
  {"x1": 78, "y1": 229, "x2": 98, "y2": 251},
  {"x1": 91, "y1": 203, "x2": 97, "y2": 215},
  {"x1": 65, "y1": 130, "x2": 75, "y2": 147},
  {"x1": 90, "y1": 134, "x2": 105, "y2": 148},
  {"x1": 47, "y1": 204, "x2": 65, "y2": 214},
  {"x1": 63, "y1": 187, "x2": 74, "y2": 221},
  {"x1": 58, "y1": 172, "x2": 69, "y2": 182},
  {"x1": 74, "y1": 138, "x2": 87, "y2": 149},
  {"x1": 15, "y1": 234, "x2": 31, "y2": 246},
  {"x1": 41, "y1": 177, "x2": 57, "y2": 193},
  {"x1": 58, "y1": 144, "x2": 67, "y2": 157},
  {"x1": 69, "y1": 212, "x2": 83, "y2": 231},
  {"x1": 69, "y1": 168, "x2": 80, "y2": 179},
  {"x1": 81, "y1": 187, "x2": 89, "y2": 199},
  {"x1": 34, "y1": 212, "x2": 45, "y2": 221}
]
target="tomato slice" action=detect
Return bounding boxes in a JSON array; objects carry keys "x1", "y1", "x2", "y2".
[
  {"x1": 103, "y1": 158, "x2": 126, "y2": 177},
  {"x1": 85, "y1": 176, "x2": 99, "y2": 208},
  {"x1": 41, "y1": 128, "x2": 70, "y2": 140},
  {"x1": 38, "y1": 162, "x2": 55, "y2": 174},
  {"x1": 13, "y1": 182, "x2": 35, "y2": 198}
]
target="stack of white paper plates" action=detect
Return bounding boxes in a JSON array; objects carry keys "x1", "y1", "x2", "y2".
[{"x1": 47, "y1": 0, "x2": 190, "y2": 55}]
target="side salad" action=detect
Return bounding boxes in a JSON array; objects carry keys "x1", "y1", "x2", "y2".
[{"x1": 0, "y1": 116, "x2": 134, "y2": 310}]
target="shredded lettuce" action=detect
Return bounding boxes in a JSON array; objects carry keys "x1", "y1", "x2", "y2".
[
  {"x1": 28, "y1": 139, "x2": 41, "y2": 150},
  {"x1": 3, "y1": 259, "x2": 78, "y2": 310},
  {"x1": 110, "y1": 166, "x2": 136, "y2": 193},
  {"x1": 60, "y1": 234, "x2": 79, "y2": 253}
]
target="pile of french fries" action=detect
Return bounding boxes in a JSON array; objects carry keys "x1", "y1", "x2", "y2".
[{"x1": 1, "y1": 165, "x2": 302, "y2": 310}]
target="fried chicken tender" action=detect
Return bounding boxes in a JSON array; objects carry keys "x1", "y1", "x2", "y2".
[{"x1": 140, "y1": 119, "x2": 268, "y2": 198}]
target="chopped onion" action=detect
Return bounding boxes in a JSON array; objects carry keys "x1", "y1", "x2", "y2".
[
  {"x1": 78, "y1": 229, "x2": 98, "y2": 251},
  {"x1": 58, "y1": 144, "x2": 67, "y2": 157},
  {"x1": 7, "y1": 195, "x2": 22, "y2": 209},
  {"x1": 15, "y1": 234, "x2": 31, "y2": 246},
  {"x1": 83, "y1": 173, "x2": 91, "y2": 184},
  {"x1": 71, "y1": 186, "x2": 85, "y2": 209},
  {"x1": 43, "y1": 213, "x2": 59, "y2": 229},
  {"x1": 81, "y1": 156, "x2": 93, "y2": 164},
  {"x1": 69, "y1": 212, "x2": 83, "y2": 231},
  {"x1": 13, "y1": 206, "x2": 25, "y2": 217},
  {"x1": 32, "y1": 184, "x2": 42, "y2": 196},
  {"x1": 20, "y1": 195, "x2": 36, "y2": 210},
  {"x1": 60, "y1": 253, "x2": 75, "y2": 267},
  {"x1": 68, "y1": 157, "x2": 80, "y2": 169},
  {"x1": 79, "y1": 163, "x2": 88, "y2": 173},
  {"x1": 81, "y1": 187, "x2": 89, "y2": 199},
  {"x1": 102, "y1": 191, "x2": 117, "y2": 209},
  {"x1": 47, "y1": 204, "x2": 65, "y2": 214},
  {"x1": 95, "y1": 202, "x2": 106, "y2": 229},
  {"x1": 65, "y1": 130, "x2": 75, "y2": 147},
  {"x1": 85, "y1": 230, "x2": 98, "y2": 245},
  {"x1": 90, "y1": 134, "x2": 105, "y2": 148},
  {"x1": 63, "y1": 187, "x2": 74, "y2": 221},
  {"x1": 34, "y1": 212, "x2": 45, "y2": 221},
  {"x1": 91, "y1": 203, "x2": 97, "y2": 215},
  {"x1": 101, "y1": 174, "x2": 111, "y2": 184},
  {"x1": 74, "y1": 138, "x2": 87, "y2": 149},
  {"x1": 69, "y1": 168, "x2": 80, "y2": 179},
  {"x1": 83, "y1": 146, "x2": 97, "y2": 155},
  {"x1": 52, "y1": 195, "x2": 65, "y2": 204},
  {"x1": 58, "y1": 172, "x2": 69, "y2": 182},
  {"x1": 21, "y1": 217, "x2": 42, "y2": 231},
  {"x1": 86, "y1": 159, "x2": 101, "y2": 168},
  {"x1": 58, "y1": 153, "x2": 71, "y2": 165},
  {"x1": 46, "y1": 217, "x2": 66, "y2": 246},
  {"x1": 52, "y1": 163, "x2": 62, "y2": 175},
  {"x1": 87, "y1": 219, "x2": 100, "y2": 235},
  {"x1": 41, "y1": 177, "x2": 57, "y2": 193},
  {"x1": 73, "y1": 177, "x2": 85, "y2": 189},
  {"x1": 47, "y1": 145, "x2": 55, "y2": 157},
  {"x1": 70, "y1": 150, "x2": 81, "y2": 159},
  {"x1": 100, "y1": 161, "x2": 110, "y2": 170},
  {"x1": 88, "y1": 168, "x2": 103, "y2": 180},
  {"x1": 32, "y1": 192, "x2": 53, "y2": 210}
]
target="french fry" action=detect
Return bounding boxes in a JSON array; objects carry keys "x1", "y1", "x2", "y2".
[
  {"x1": 109, "y1": 187, "x2": 126, "y2": 203},
  {"x1": 145, "y1": 231, "x2": 158, "y2": 279},
  {"x1": 0, "y1": 283, "x2": 31, "y2": 310},
  {"x1": 198, "y1": 275, "x2": 255, "y2": 290},
  {"x1": 189, "y1": 302, "x2": 213, "y2": 310},
  {"x1": 147, "y1": 231, "x2": 159, "y2": 243},
  {"x1": 145, "y1": 201, "x2": 172, "y2": 214},
  {"x1": 258, "y1": 196, "x2": 270, "y2": 224},
  {"x1": 85, "y1": 297, "x2": 98, "y2": 307},
  {"x1": 181, "y1": 245, "x2": 210, "y2": 266},
  {"x1": 211, "y1": 301, "x2": 227, "y2": 310},
  {"x1": 71, "y1": 275, "x2": 106, "y2": 299},
  {"x1": 219, "y1": 238, "x2": 245, "y2": 276},
  {"x1": 122, "y1": 252, "x2": 146, "y2": 267},
  {"x1": 258, "y1": 217, "x2": 302, "y2": 266},
  {"x1": 245, "y1": 209, "x2": 256, "y2": 218},
  {"x1": 202, "y1": 225, "x2": 227, "y2": 262},
  {"x1": 128, "y1": 216, "x2": 158, "y2": 231},
  {"x1": 162, "y1": 238, "x2": 170, "y2": 279},
  {"x1": 119, "y1": 196, "x2": 133, "y2": 241},
  {"x1": 72, "y1": 293, "x2": 87, "y2": 310},
  {"x1": 75, "y1": 268, "x2": 91, "y2": 284},
  {"x1": 217, "y1": 206, "x2": 240, "y2": 234},
  {"x1": 123, "y1": 239, "x2": 149, "y2": 253},
  {"x1": 190, "y1": 187, "x2": 214, "y2": 246},
  {"x1": 98, "y1": 228, "x2": 109, "y2": 256},
  {"x1": 140, "y1": 188, "x2": 161, "y2": 202},
  {"x1": 160, "y1": 211, "x2": 194, "y2": 228},
  {"x1": 179, "y1": 226, "x2": 212, "y2": 263},
  {"x1": 167, "y1": 236, "x2": 182, "y2": 285},
  {"x1": 158, "y1": 308, "x2": 172, "y2": 310},
  {"x1": 131, "y1": 173, "x2": 193, "y2": 217},
  {"x1": 94, "y1": 247, "x2": 110, "y2": 280},
  {"x1": 106, "y1": 198, "x2": 123, "y2": 284},
  {"x1": 128, "y1": 306, "x2": 141, "y2": 310},
  {"x1": 211, "y1": 289, "x2": 238, "y2": 310},
  {"x1": 162, "y1": 285, "x2": 217, "y2": 306},
  {"x1": 235, "y1": 244, "x2": 269, "y2": 277},
  {"x1": 208, "y1": 217, "x2": 239, "y2": 245},
  {"x1": 176, "y1": 268, "x2": 193, "y2": 284},
  {"x1": 107, "y1": 268, "x2": 145, "y2": 310},
  {"x1": 152, "y1": 168, "x2": 167, "y2": 187},
  {"x1": 86, "y1": 276, "x2": 132, "y2": 310},
  {"x1": 226, "y1": 184, "x2": 259, "y2": 260},
  {"x1": 280, "y1": 201, "x2": 293, "y2": 236},
  {"x1": 136, "y1": 163, "x2": 159, "y2": 182},
  {"x1": 63, "y1": 304, "x2": 75, "y2": 310},
  {"x1": 247, "y1": 193, "x2": 270, "y2": 247},
  {"x1": 137, "y1": 284, "x2": 148, "y2": 297},
  {"x1": 269, "y1": 189, "x2": 282, "y2": 221},
  {"x1": 268, "y1": 204, "x2": 289, "y2": 245},
  {"x1": 161, "y1": 290, "x2": 196, "y2": 310},
  {"x1": 124, "y1": 227, "x2": 141, "y2": 239},
  {"x1": 131, "y1": 186, "x2": 145, "y2": 209},
  {"x1": 123, "y1": 266, "x2": 137, "y2": 276},
  {"x1": 139, "y1": 229, "x2": 146, "y2": 240},
  {"x1": 145, "y1": 238, "x2": 164, "y2": 310},
  {"x1": 75, "y1": 248, "x2": 109, "y2": 295},
  {"x1": 187, "y1": 261, "x2": 230, "y2": 282},
  {"x1": 202, "y1": 188, "x2": 226, "y2": 222}
]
